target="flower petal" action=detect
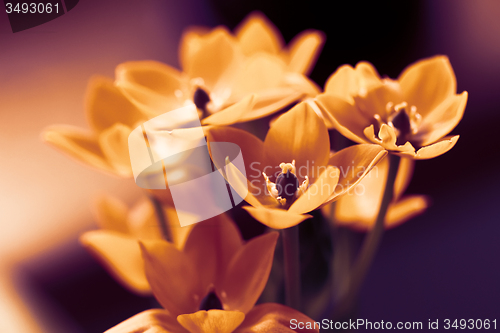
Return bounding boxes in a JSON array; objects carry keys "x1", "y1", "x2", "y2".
[
  {"x1": 179, "y1": 27, "x2": 211, "y2": 73},
  {"x1": 238, "y1": 89, "x2": 303, "y2": 122},
  {"x1": 202, "y1": 94, "x2": 256, "y2": 126},
  {"x1": 105, "y1": 309, "x2": 181, "y2": 333},
  {"x1": 385, "y1": 195, "x2": 429, "y2": 228},
  {"x1": 286, "y1": 30, "x2": 324, "y2": 75},
  {"x1": 242, "y1": 206, "x2": 312, "y2": 229},
  {"x1": 353, "y1": 82, "x2": 404, "y2": 119},
  {"x1": 41, "y1": 125, "x2": 115, "y2": 174},
  {"x1": 92, "y1": 195, "x2": 130, "y2": 233},
  {"x1": 412, "y1": 135, "x2": 459, "y2": 160},
  {"x1": 99, "y1": 123, "x2": 133, "y2": 177},
  {"x1": 162, "y1": 207, "x2": 195, "y2": 250},
  {"x1": 233, "y1": 54, "x2": 287, "y2": 98},
  {"x1": 324, "y1": 61, "x2": 381, "y2": 101},
  {"x1": 331, "y1": 169, "x2": 384, "y2": 227},
  {"x1": 177, "y1": 310, "x2": 245, "y2": 333},
  {"x1": 183, "y1": 214, "x2": 244, "y2": 293},
  {"x1": 330, "y1": 154, "x2": 413, "y2": 225},
  {"x1": 95, "y1": 194, "x2": 189, "y2": 244},
  {"x1": 80, "y1": 231, "x2": 151, "y2": 295},
  {"x1": 263, "y1": 102, "x2": 330, "y2": 176},
  {"x1": 289, "y1": 166, "x2": 340, "y2": 215},
  {"x1": 416, "y1": 92, "x2": 468, "y2": 146},
  {"x1": 115, "y1": 61, "x2": 185, "y2": 118},
  {"x1": 333, "y1": 195, "x2": 428, "y2": 231},
  {"x1": 398, "y1": 55, "x2": 457, "y2": 117},
  {"x1": 285, "y1": 73, "x2": 321, "y2": 97},
  {"x1": 86, "y1": 76, "x2": 145, "y2": 132},
  {"x1": 315, "y1": 93, "x2": 370, "y2": 140},
  {"x1": 116, "y1": 61, "x2": 184, "y2": 98},
  {"x1": 221, "y1": 232, "x2": 279, "y2": 313},
  {"x1": 125, "y1": 198, "x2": 168, "y2": 241},
  {"x1": 332, "y1": 154, "x2": 413, "y2": 207},
  {"x1": 181, "y1": 27, "x2": 241, "y2": 90},
  {"x1": 140, "y1": 240, "x2": 201, "y2": 316},
  {"x1": 206, "y1": 126, "x2": 275, "y2": 207},
  {"x1": 326, "y1": 144, "x2": 387, "y2": 203},
  {"x1": 224, "y1": 159, "x2": 266, "y2": 208},
  {"x1": 235, "y1": 12, "x2": 283, "y2": 56},
  {"x1": 235, "y1": 303, "x2": 319, "y2": 333}
]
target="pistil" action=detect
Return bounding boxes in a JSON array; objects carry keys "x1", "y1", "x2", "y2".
[
  {"x1": 199, "y1": 290, "x2": 223, "y2": 311},
  {"x1": 373, "y1": 102, "x2": 422, "y2": 146},
  {"x1": 193, "y1": 87, "x2": 211, "y2": 118},
  {"x1": 263, "y1": 160, "x2": 309, "y2": 207}
]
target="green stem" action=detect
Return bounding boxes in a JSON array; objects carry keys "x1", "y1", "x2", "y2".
[
  {"x1": 282, "y1": 225, "x2": 301, "y2": 311},
  {"x1": 149, "y1": 195, "x2": 171, "y2": 242},
  {"x1": 336, "y1": 153, "x2": 401, "y2": 317}
]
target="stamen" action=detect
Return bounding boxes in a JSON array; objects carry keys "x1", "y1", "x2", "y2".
[
  {"x1": 372, "y1": 114, "x2": 384, "y2": 137},
  {"x1": 297, "y1": 176, "x2": 309, "y2": 196},
  {"x1": 408, "y1": 106, "x2": 422, "y2": 133},
  {"x1": 263, "y1": 172, "x2": 279, "y2": 198},
  {"x1": 279, "y1": 160, "x2": 296, "y2": 175},
  {"x1": 199, "y1": 290, "x2": 223, "y2": 311},
  {"x1": 385, "y1": 102, "x2": 394, "y2": 114}
]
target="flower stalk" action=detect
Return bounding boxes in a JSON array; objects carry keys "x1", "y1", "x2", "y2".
[
  {"x1": 282, "y1": 225, "x2": 301, "y2": 311},
  {"x1": 336, "y1": 153, "x2": 401, "y2": 317},
  {"x1": 149, "y1": 195, "x2": 171, "y2": 242}
]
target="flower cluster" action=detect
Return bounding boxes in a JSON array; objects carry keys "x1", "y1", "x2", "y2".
[{"x1": 43, "y1": 12, "x2": 466, "y2": 332}]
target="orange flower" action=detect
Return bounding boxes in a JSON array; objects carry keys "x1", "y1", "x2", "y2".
[
  {"x1": 42, "y1": 13, "x2": 323, "y2": 177},
  {"x1": 207, "y1": 102, "x2": 387, "y2": 229},
  {"x1": 316, "y1": 56, "x2": 468, "y2": 159},
  {"x1": 80, "y1": 195, "x2": 192, "y2": 295},
  {"x1": 322, "y1": 156, "x2": 429, "y2": 230},
  {"x1": 105, "y1": 215, "x2": 318, "y2": 333},
  {"x1": 234, "y1": 12, "x2": 324, "y2": 75},
  {"x1": 42, "y1": 78, "x2": 146, "y2": 177},
  {"x1": 118, "y1": 13, "x2": 322, "y2": 126}
]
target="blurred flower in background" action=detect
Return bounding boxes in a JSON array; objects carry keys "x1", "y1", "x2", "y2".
[
  {"x1": 106, "y1": 216, "x2": 318, "y2": 333},
  {"x1": 42, "y1": 12, "x2": 323, "y2": 180},
  {"x1": 80, "y1": 195, "x2": 192, "y2": 295},
  {"x1": 322, "y1": 156, "x2": 429, "y2": 230}
]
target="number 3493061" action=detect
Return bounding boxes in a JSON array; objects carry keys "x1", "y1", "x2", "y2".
[{"x1": 6, "y1": 3, "x2": 60, "y2": 14}]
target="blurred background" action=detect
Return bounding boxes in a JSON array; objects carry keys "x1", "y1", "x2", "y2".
[{"x1": 1, "y1": 0, "x2": 499, "y2": 331}]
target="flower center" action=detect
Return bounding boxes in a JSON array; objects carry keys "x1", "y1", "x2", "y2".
[
  {"x1": 374, "y1": 102, "x2": 422, "y2": 146},
  {"x1": 193, "y1": 87, "x2": 211, "y2": 118},
  {"x1": 276, "y1": 170, "x2": 299, "y2": 201},
  {"x1": 263, "y1": 160, "x2": 309, "y2": 207},
  {"x1": 198, "y1": 290, "x2": 223, "y2": 311}
]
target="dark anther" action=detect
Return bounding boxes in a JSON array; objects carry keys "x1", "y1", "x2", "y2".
[
  {"x1": 199, "y1": 290, "x2": 223, "y2": 311},
  {"x1": 391, "y1": 109, "x2": 411, "y2": 145},
  {"x1": 276, "y1": 170, "x2": 299, "y2": 201},
  {"x1": 193, "y1": 87, "x2": 211, "y2": 116}
]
